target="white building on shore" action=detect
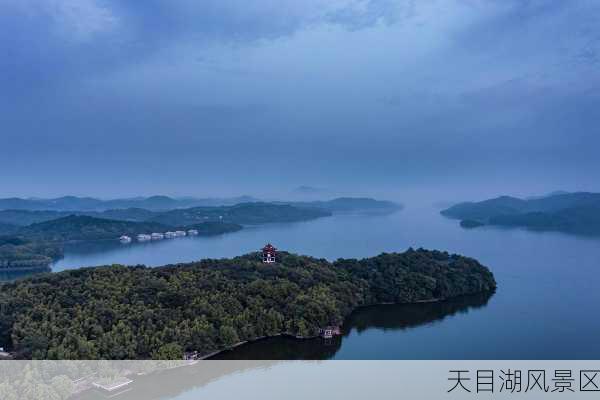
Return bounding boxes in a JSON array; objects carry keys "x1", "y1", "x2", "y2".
[
  {"x1": 121, "y1": 230, "x2": 196, "y2": 243},
  {"x1": 137, "y1": 234, "x2": 152, "y2": 242}
]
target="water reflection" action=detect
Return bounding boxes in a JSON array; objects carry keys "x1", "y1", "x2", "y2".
[
  {"x1": 74, "y1": 361, "x2": 282, "y2": 400},
  {"x1": 63, "y1": 240, "x2": 126, "y2": 256},
  {"x1": 212, "y1": 292, "x2": 493, "y2": 360},
  {"x1": 344, "y1": 292, "x2": 493, "y2": 333}
]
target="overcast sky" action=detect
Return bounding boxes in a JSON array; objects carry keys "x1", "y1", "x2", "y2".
[{"x1": 1, "y1": 0, "x2": 599, "y2": 201}]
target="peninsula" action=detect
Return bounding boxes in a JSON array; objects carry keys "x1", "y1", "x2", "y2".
[{"x1": 0, "y1": 248, "x2": 496, "y2": 359}]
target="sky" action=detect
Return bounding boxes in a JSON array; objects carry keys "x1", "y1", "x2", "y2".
[{"x1": 1, "y1": 0, "x2": 599, "y2": 202}]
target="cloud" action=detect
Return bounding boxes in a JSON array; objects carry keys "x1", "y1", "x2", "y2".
[
  {"x1": 454, "y1": 0, "x2": 600, "y2": 72},
  {"x1": 2, "y1": 1, "x2": 600, "y2": 196},
  {"x1": 0, "y1": 0, "x2": 417, "y2": 102},
  {"x1": 8, "y1": 0, "x2": 118, "y2": 41},
  {"x1": 43, "y1": 0, "x2": 118, "y2": 41},
  {"x1": 325, "y1": 0, "x2": 414, "y2": 30}
]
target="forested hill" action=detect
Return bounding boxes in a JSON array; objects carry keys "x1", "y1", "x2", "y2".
[
  {"x1": 0, "y1": 217, "x2": 243, "y2": 268},
  {"x1": 18, "y1": 215, "x2": 173, "y2": 242},
  {"x1": 0, "y1": 203, "x2": 328, "y2": 269},
  {"x1": 15, "y1": 215, "x2": 242, "y2": 242},
  {"x1": 441, "y1": 192, "x2": 600, "y2": 234},
  {"x1": 0, "y1": 202, "x2": 333, "y2": 227},
  {"x1": 0, "y1": 248, "x2": 496, "y2": 359},
  {"x1": 147, "y1": 202, "x2": 331, "y2": 226}
]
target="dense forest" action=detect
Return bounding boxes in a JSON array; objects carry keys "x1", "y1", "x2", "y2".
[
  {"x1": 0, "y1": 216, "x2": 242, "y2": 269},
  {"x1": 0, "y1": 237, "x2": 63, "y2": 268},
  {"x1": 0, "y1": 248, "x2": 495, "y2": 359},
  {"x1": 146, "y1": 202, "x2": 332, "y2": 226},
  {"x1": 18, "y1": 215, "x2": 174, "y2": 242},
  {"x1": 214, "y1": 292, "x2": 493, "y2": 360}
]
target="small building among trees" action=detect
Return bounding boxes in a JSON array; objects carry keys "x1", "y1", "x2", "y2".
[
  {"x1": 319, "y1": 326, "x2": 341, "y2": 339},
  {"x1": 261, "y1": 243, "x2": 277, "y2": 263}
]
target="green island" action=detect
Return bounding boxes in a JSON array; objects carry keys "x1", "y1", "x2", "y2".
[
  {"x1": 0, "y1": 248, "x2": 495, "y2": 359},
  {"x1": 442, "y1": 191, "x2": 600, "y2": 235}
]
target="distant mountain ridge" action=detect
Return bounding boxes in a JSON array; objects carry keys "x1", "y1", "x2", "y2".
[
  {"x1": 0, "y1": 197, "x2": 401, "y2": 227},
  {"x1": 0, "y1": 196, "x2": 402, "y2": 269},
  {"x1": 0, "y1": 208, "x2": 158, "y2": 226},
  {"x1": 147, "y1": 202, "x2": 332, "y2": 226},
  {"x1": 0, "y1": 202, "x2": 335, "y2": 268},
  {"x1": 0, "y1": 195, "x2": 260, "y2": 212},
  {"x1": 281, "y1": 197, "x2": 402, "y2": 212},
  {"x1": 441, "y1": 192, "x2": 600, "y2": 235}
]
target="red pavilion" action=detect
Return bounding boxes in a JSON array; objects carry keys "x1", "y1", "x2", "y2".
[{"x1": 261, "y1": 243, "x2": 277, "y2": 263}]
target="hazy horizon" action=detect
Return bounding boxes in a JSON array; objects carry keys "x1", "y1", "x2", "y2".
[
  {"x1": 0, "y1": 187, "x2": 591, "y2": 209},
  {"x1": 2, "y1": 1, "x2": 599, "y2": 200}
]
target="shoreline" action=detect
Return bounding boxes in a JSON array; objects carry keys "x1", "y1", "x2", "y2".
[
  {"x1": 0, "y1": 290, "x2": 494, "y2": 399},
  {"x1": 201, "y1": 295, "x2": 465, "y2": 360},
  {"x1": 0, "y1": 265, "x2": 52, "y2": 272},
  {"x1": 0, "y1": 286, "x2": 494, "y2": 362}
]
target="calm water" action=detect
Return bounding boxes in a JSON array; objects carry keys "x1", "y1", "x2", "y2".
[{"x1": 51, "y1": 205, "x2": 600, "y2": 359}]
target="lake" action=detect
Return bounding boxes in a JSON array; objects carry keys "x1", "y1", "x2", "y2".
[{"x1": 51, "y1": 204, "x2": 600, "y2": 359}]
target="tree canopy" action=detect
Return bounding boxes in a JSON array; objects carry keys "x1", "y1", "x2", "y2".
[{"x1": 0, "y1": 249, "x2": 495, "y2": 360}]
